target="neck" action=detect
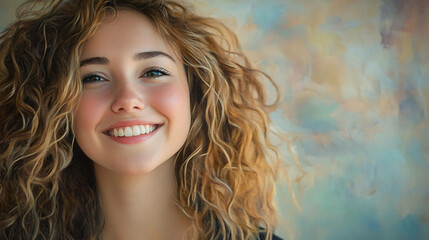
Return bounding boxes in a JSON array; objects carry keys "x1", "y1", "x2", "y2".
[{"x1": 94, "y1": 159, "x2": 192, "y2": 240}]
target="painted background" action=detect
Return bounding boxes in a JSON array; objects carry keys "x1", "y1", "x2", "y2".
[{"x1": 1, "y1": 0, "x2": 428, "y2": 239}]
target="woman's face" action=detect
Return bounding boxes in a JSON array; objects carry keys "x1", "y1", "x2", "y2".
[{"x1": 74, "y1": 9, "x2": 191, "y2": 175}]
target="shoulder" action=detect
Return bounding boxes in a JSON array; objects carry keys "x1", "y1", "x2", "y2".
[{"x1": 258, "y1": 231, "x2": 284, "y2": 240}]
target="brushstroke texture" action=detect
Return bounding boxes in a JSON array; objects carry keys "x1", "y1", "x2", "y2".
[{"x1": 1, "y1": 0, "x2": 428, "y2": 239}]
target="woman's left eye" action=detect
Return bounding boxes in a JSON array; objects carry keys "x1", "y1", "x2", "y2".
[{"x1": 141, "y1": 67, "x2": 170, "y2": 78}]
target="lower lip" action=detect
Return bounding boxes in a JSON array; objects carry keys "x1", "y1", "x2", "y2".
[{"x1": 105, "y1": 126, "x2": 161, "y2": 144}]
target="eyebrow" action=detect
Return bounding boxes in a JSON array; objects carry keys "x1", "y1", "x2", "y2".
[
  {"x1": 80, "y1": 57, "x2": 109, "y2": 67},
  {"x1": 80, "y1": 51, "x2": 175, "y2": 67},
  {"x1": 133, "y1": 51, "x2": 175, "y2": 63}
]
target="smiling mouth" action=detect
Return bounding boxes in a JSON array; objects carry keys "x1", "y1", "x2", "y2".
[{"x1": 105, "y1": 124, "x2": 160, "y2": 137}]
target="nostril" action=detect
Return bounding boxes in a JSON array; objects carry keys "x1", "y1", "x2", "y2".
[
  {"x1": 111, "y1": 86, "x2": 145, "y2": 113},
  {"x1": 111, "y1": 100, "x2": 145, "y2": 113}
]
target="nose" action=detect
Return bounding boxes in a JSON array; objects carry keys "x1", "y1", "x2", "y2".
[{"x1": 111, "y1": 81, "x2": 145, "y2": 113}]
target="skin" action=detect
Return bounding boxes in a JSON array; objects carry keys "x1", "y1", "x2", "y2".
[{"x1": 74, "y1": 9, "x2": 192, "y2": 240}]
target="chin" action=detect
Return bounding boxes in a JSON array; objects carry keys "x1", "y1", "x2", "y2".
[{"x1": 97, "y1": 156, "x2": 174, "y2": 176}]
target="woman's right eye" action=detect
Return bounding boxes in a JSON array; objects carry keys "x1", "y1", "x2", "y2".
[{"x1": 82, "y1": 74, "x2": 105, "y2": 84}]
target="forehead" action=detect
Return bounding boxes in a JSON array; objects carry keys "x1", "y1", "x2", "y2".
[{"x1": 81, "y1": 8, "x2": 179, "y2": 61}]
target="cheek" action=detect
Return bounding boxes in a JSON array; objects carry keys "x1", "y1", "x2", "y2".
[
  {"x1": 149, "y1": 82, "x2": 190, "y2": 127},
  {"x1": 74, "y1": 93, "x2": 106, "y2": 132}
]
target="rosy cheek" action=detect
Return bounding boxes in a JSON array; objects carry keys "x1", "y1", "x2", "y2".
[
  {"x1": 75, "y1": 94, "x2": 106, "y2": 130},
  {"x1": 148, "y1": 82, "x2": 190, "y2": 120}
]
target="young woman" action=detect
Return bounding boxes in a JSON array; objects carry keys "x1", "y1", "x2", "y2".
[{"x1": 0, "y1": 0, "x2": 283, "y2": 239}]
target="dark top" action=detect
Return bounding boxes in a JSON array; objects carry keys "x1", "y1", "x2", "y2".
[
  {"x1": 213, "y1": 231, "x2": 283, "y2": 239},
  {"x1": 211, "y1": 225, "x2": 284, "y2": 239},
  {"x1": 258, "y1": 231, "x2": 284, "y2": 240}
]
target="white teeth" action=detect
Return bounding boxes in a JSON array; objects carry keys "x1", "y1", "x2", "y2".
[
  {"x1": 132, "y1": 126, "x2": 140, "y2": 136},
  {"x1": 124, "y1": 127, "x2": 132, "y2": 137},
  {"x1": 140, "y1": 125, "x2": 146, "y2": 134},
  {"x1": 107, "y1": 124, "x2": 157, "y2": 137},
  {"x1": 118, "y1": 128, "x2": 124, "y2": 137}
]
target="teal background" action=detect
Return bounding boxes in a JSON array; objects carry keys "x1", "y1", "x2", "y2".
[{"x1": 1, "y1": 0, "x2": 428, "y2": 239}]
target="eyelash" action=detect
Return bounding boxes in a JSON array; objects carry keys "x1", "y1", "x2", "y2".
[
  {"x1": 81, "y1": 67, "x2": 171, "y2": 83},
  {"x1": 140, "y1": 67, "x2": 170, "y2": 78},
  {"x1": 82, "y1": 74, "x2": 104, "y2": 83}
]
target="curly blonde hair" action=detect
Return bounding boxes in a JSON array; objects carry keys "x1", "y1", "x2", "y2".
[{"x1": 0, "y1": 0, "x2": 281, "y2": 239}]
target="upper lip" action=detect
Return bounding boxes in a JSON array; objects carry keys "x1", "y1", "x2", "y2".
[{"x1": 103, "y1": 119, "x2": 162, "y2": 132}]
